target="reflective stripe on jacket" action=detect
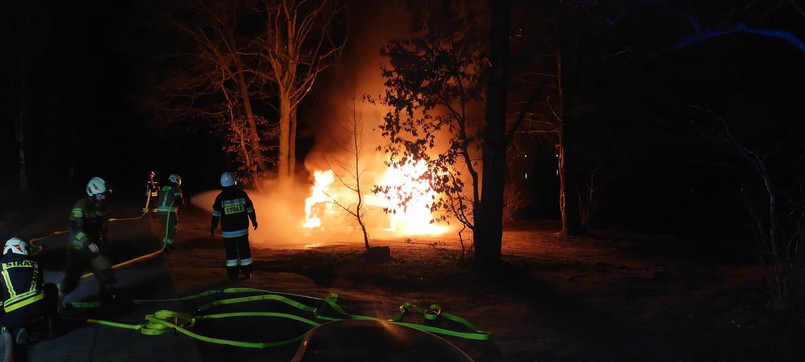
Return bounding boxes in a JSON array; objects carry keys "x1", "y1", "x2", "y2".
[
  {"x1": 211, "y1": 187, "x2": 257, "y2": 238},
  {"x1": 157, "y1": 184, "x2": 184, "y2": 213},
  {"x1": 69, "y1": 197, "x2": 108, "y2": 250},
  {"x1": 0, "y1": 255, "x2": 44, "y2": 313}
]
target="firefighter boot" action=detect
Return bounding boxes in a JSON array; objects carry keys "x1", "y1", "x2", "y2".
[
  {"x1": 242, "y1": 264, "x2": 253, "y2": 280},
  {"x1": 227, "y1": 266, "x2": 239, "y2": 281}
]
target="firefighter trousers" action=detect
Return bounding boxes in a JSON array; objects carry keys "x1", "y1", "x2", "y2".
[
  {"x1": 223, "y1": 235, "x2": 253, "y2": 278},
  {"x1": 156, "y1": 211, "x2": 178, "y2": 245},
  {"x1": 60, "y1": 247, "x2": 116, "y2": 297}
]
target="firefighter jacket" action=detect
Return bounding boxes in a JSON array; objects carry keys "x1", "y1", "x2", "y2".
[
  {"x1": 146, "y1": 178, "x2": 160, "y2": 197},
  {"x1": 157, "y1": 183, "x2": 185, "y2": 213},
  {"x1": 0, "y1": 253, "x2": 45, "y2": 314},
  {"x1": 69, "y1": 197, "x2": 109, "y2": 250},
  {"x1": 211, "y1": 186, "x2": 257, "y2": 239}
]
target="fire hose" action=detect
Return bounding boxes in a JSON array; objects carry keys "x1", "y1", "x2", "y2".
[
  {"x1": 68, "y1": 287, "x2": 489, "y2": 350},
  {"x1": 27, "y1": 188, "x2": 170, "y2": 274},
  {"x1": 27, "y1": 190, "x2": 154, "y2": 244}
]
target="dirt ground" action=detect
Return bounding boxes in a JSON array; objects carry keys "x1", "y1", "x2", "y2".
[
  {"x1": 4, "y1": 194, "x2": 804, "y2": 361},
  {"x1": 155, "y1": 203, "x2": 803, "y2": 362}
]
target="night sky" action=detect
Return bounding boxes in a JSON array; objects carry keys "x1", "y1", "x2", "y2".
[{"x1": 2, "y1": 0, "x2": 804, "y2": 241}]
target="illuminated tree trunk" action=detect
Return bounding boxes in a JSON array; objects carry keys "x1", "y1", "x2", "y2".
[
  {"x1": 277, "y1": 89, "x2": 293, "y2": 181},
  {"x1": 289, "y1": 107, "x2": 297, "y2": 179},
  {"x1": 556, "y1": 14, "x2": 585, "y2": 236},
  {"x1": 273, "y1": 37, "x2": 301, "y2": 183},
  {"x1": 235, "y1": 65, "x2": 270, "y2": 174},
  {"x1": 475, "y1": 0, "x2": 510, "y2": 265},
  {"x1": 276, "y1": 85, "x2": 300, "y2": 182},
  {"x1": 263, "y1": 0, "x2": 346, "y2": 184}
]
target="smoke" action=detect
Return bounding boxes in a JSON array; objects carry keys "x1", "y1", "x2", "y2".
[
  {"x1": 302, "y1": 0, "x2": 411, "y2": 170},
  {"x1": 191, "y1": 180, "x2": 336, "y2": 248}
]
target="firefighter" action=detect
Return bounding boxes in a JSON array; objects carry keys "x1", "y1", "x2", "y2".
[
  {"x1": 144, "y1": 171, "x2": 160, "y2": 218},
  {"x1": 156, "y1": 173, "x2": 184, "y2": 252},
  {"x1": 1, "y1": 238, "x2": 58, "y2": 362},
  {"x1": 58, "y1": 177, "x2": 117, "y2": 305},
  {"x1": 210, "y1": 172, "x2": 258, "y2": 280}
]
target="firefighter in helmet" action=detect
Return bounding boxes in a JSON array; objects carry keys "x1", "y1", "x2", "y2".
[
  {"x1": 1, "y1": 237, "x2": 59, "y2": 361},
  {"x1": 58, "y1": 177, "x2": 117, "y2": 304},
  {"x1": 144, "y1": 171, "x2": 160, "y2": 217},
  {"x1": 156, "y1": 173, "x2": 185, "y2": 252},
  {"x1": 210, "y1": 172, "x2": 258, "y2": 280}
]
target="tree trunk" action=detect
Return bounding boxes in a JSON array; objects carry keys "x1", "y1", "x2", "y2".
[
  {"x1": 357, "y1": 194, "x2": 369, "y2": 249},
  {"x1": 557, "y1": 125, "x2": 583, "y2": 235},
  {"x1": 557, "y1": 14, "x2": 585, "y2": 236},
  {"x1": 289, "y1": 106, "x2": 297, "y2": 180},
  {"x1": 474, "y1": 0, "x2": 510, "y2": 266},
  {"x1": 278, "y1": 90, "x2": 292, "y2": 183},
  {"x1": 234, "y1": 64, "x2": 270, "y2": 174},
  {"x1": 238, "y1": 128, "x2": 251, "y2": 170}
]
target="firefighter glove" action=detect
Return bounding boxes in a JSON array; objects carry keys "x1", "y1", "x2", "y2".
[
  {"x1": 210, "y1": 228, "x2": 216, "y2": 237},
  {"x1": 253, "y1": 222, "x2": 258, "y2": 231}
]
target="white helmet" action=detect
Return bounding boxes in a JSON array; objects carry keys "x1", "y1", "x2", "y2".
[
  {"x1": 86, "y1": 177, "x2": 108, "y2": 196},
  {"x1": 4, "y1": 237, "x2": 30, "y2": 256},
  {"x1": 220, "y1": 172, "x2": 236, "y2": 187},
  {"x1": 169, "y1": 174, "x2": 182, "y2": 186}
]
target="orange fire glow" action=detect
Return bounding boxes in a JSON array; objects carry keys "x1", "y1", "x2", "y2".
[
  {"x1": 303, "y1": 170, "x2": 335, "y2": 229},
  {"x1": 303, "y1": 159, "x2": 450, "y2": 236},
  {"x1": 371, "y1": 159, "x2": 448, "y2": 235}
]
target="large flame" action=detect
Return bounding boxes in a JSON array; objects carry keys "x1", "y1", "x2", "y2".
[
  {"x1": 303, "y1": 170, "x2": 335, "y2": 229},
  {"x1": 372, "y1": 159, "x2": 447, "y2": 235},
  {"x1": 303, "y1": 159, "x2": 449, "y2": 236}
]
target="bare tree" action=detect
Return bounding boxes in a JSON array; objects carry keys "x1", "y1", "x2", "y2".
[
  {"x1": 697, "y1": 107, "x2": 805, "y2": 310},
  {"x1": 153, "y1": 1, "x2": 276, "y2": 181},
  {"x1": 497, "y1": 0, "x2": 592, "y2": 238},
  {"x1": 321, "y1": 97, "x2": 371, "y2": 249},
  {"x1": 259, "y1": 0, "x2": 348, "y2": 183},
  {"x1": 577, "y1": 163, "x2": 607, "y2": 229}
]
